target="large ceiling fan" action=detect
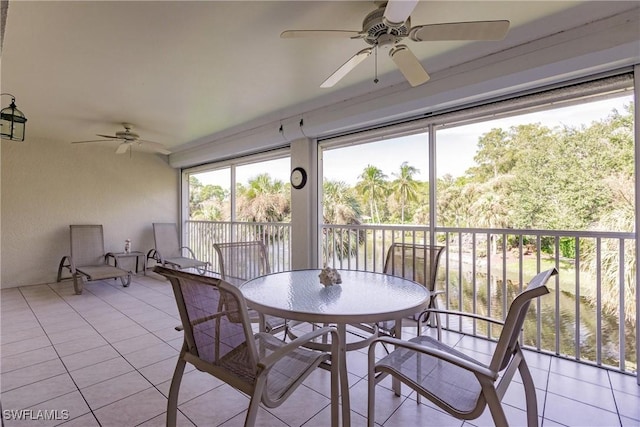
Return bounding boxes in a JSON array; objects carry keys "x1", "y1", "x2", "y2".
[
  {"x1": 71, "y1": 123, "x2": 171, "y2": 155},
  {"x1": 281, "y1": 0, "x2": 510, "y2": 88}
]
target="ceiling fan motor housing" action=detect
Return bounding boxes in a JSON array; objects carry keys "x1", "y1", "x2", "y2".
[
  {"x1": 115, "y1": 124, "x2": 140, "y2": 141},
  {"x1": 362, "y1": 6, "x2": 410, "y2": 47}
]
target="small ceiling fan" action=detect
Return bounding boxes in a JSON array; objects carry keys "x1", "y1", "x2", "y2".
[
  {"x1": 71, "y1": 123, "x2": 171, "y2": 155},
  {"x1": 281, "y1": 0, "x2": 510, "y2": 88}
]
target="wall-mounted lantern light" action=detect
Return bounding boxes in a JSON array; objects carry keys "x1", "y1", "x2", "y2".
[{"x1": 1, "y1": 93, "x2": 27, "y2": 141}]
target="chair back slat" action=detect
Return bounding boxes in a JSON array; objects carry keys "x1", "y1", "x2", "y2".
[
  {"x1": 383, "y1": 244, "x2": 444, "y2": 292},
  {"x1": 214, "y1": 241, "x2": 271, "y2": 286},
  {"x1": 70, "y1": 225, "x2": 105, "y2": 266},
  {"x1": 153, "y1": 223, "x2": 182, "y2": 259},
  {"x1": 491, "y1": 268, "x2": 558, "y2": 372},
  {"x1": 155, "y1": 266, "x2": 258, "y2": 375}
]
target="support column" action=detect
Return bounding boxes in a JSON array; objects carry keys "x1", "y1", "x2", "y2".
[{"x1": 290, "y1": 137, "x2": 319, "y2": 269}]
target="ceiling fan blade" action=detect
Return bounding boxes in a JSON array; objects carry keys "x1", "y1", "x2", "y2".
[
  {"x1": 384, "y1": 0, "x2": 419, "y2": 26},
  {"x1": 96, "y1": 134, "x2": 120, "y2": 139},
  {"x1": 139, "y1": 140, "x2": 171, "y2": 155},
  {"x1": 389, "y1": 44, "x2": 430, "y2": 87},
  {"x1": 280, "y1": 30, "x2": 362, "y2": 39},
  {"x1": 321, "y1": 48, "x2": 373, "y2": 88},
  {"x1": 115, "y1": 143, "x2": 130, "y2": 154},
  {"x1": 410, "y1": 20, "x2": 510, "y2": 42},
  {"x1": 71, "y1": 139, "x2": 113, "y2": 144}
]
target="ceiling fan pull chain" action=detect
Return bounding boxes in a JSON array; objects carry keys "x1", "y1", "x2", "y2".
[{"x1": 374, "y1": 44, "x2": 379, "y2": 84}]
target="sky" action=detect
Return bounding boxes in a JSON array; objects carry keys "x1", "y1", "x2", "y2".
[
  {"x1": 324, "y1": 94, "x2": 633, "y2": 183},
  {"x1": 194, "y1": 93, "x2": 632, "y2": 187}
]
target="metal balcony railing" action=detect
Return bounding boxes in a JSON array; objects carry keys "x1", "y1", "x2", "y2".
[
  {"x1": 186, "y1": 220, "x2": 292, "y2": 273},
  {"x1": 186, "y1": 220, "x2": 637, "y2": 376}
]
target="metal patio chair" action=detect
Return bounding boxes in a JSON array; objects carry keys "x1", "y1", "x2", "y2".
[
  {"x1": 213, "y1": 241, "x2": 289, "y2": 336},
  {"x1": 57, "y1": 224, "x2": 132, "y2": 295},
  {"x1": 367, "y1": 268, "x2": 558, "y2": 427},
  {"x1": 379, "y1": 243, "x2": 445, "y2": 339},
  {"x1": 147, "y1": 222, "x2": 208, "y2": 272},
  {"x1": 154, "y1": 266, "x2": 340, "y2": 427}
]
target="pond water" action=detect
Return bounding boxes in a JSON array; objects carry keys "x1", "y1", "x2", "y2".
[{"x1": 442, "y1": 269, "x2": 636, "y2": 371}]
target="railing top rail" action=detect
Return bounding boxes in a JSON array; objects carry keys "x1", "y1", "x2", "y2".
[
  {"x1": 186, "y1": 220, "x2": 291, "y2": 227},
  {"x1": 321, "y1": 223, "x2": 634, "y2": 239},
  {"x1": 321, "y1": 223, "x2": 430, "y2": 232}
]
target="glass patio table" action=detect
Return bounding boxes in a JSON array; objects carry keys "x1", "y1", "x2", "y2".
[{"x1": 240, "y1": 269, "x2": 430, "y2": 427}]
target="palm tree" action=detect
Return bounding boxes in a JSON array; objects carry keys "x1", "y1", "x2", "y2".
[
  {"x1": 356, "y1": 165, "x2": 387, "y2": 223},
  {"x1": 391, "y1": 162, "x2": 419, "y2": 223},
  {"x1": 322, "y1": 180, "x2": 364, "y2": 261},
  {"x1": 236, "y1": 174, "x2": 289, "y2": 223},
  {"x1": 581, "y1": 174, "x2": 635, "y2": 326},
  {"x1": 323, "y1": 180, "x2": 362, "y2": 225}
]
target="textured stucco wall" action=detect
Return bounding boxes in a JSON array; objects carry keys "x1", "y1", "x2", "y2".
[{"x1": 1, "y1": 135, "x2": 179, "y2": 288}]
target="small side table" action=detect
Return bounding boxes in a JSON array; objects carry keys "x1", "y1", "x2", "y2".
[{"x1": 107, "y1": 251, "x2": 147, "y2": 275}]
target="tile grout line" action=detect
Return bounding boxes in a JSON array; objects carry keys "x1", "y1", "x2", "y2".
[
  {"x1": 48, "y1": 277, "x2": 211, "y2": 427},
  {"x1": 12, "y1": 285, "x2": 100, "y2": 426}
]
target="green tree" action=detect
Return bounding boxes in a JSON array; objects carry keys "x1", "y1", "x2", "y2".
[
  {"x1": 582, "y1": 174, "x2": 635, "y2": 325},
  {"x1": 236, "y1": 173, "x2": 290, "y2": 223},
  {"x1": 391, "y1": 162, "x2": 420, "y2": 223},
  {"x1": 410, "y1": 181, "x2": 430, "y2": 224},
  {"x1": 467, "y1": 128, "x2": 516, "y2": 181},
  {"x1": 322, "y1": 180, "x2": 364, "y2": 260},
  {"x1": 189, "y1": 176, "x2": 227, "y2": 220},
  {"x1": 356, "y1": 165, "x2": 388, "y2": 223},
  {"x1": 323, "y1": 180, "x2": 362, "y2": 225}
]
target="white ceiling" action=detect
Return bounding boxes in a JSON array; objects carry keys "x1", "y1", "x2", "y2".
[{"x1": 1, "y1": 1, "x2": 637, "y2": 154}]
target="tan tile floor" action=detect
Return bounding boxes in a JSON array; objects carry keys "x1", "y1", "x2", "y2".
[{"x1": 1, "y1": 273, "x2": 638, "y2": 426}]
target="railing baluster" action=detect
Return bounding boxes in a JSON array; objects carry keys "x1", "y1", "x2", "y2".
[
  {"x1": 575, "y1": 236, "x2": 581, "y2": 361},
  {"x1": 486, "y1": 231, "x2": 491, "y2": 340},
  {"x1": 596, "y1": 237, "x2": 602, "y2": 366},
  {"x1": 458, "y1": 231, "x2": 463, "y2": 332},
  {"x1": 619, "y1": 239, "x2": 625, "y2": 372}
]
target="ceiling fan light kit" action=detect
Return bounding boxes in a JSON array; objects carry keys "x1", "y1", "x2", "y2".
[{"x1": 282, "y1": 0, "x2": 509, "y2": 88}]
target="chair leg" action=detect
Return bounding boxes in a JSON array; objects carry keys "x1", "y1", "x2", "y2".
[
  {"x1": 120, "y1": 273, "x2": 132, "y2": 288},
  {"x1": 166, "y1": 354, "x2": 186, "y2": 427},
  {"x1": 245, "y1": 378, "x2": 266, "y2": 427},
  {"x1": 367, "y1": 344, "x2": 377, "y2": 427},
  {"x1": 432, "y1": 298, "x2": 442, "y2": 341},
  {"x1": 57, "y1": 257, "x2": 68, "y2": 282},
  {"x1": 485, "y1": 388, "x2": 509, "y2": 427},
  {"x1": 518, "y1": 358, "x2": 539, "y2": 427},
  {"x1": 72, "y1": 274, "x2": 84, "y2": 295}
]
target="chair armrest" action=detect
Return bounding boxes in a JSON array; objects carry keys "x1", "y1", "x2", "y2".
[
  {"x1": 257, "y1": 326, "x2": 338, "y2": 370},
  {"x1": 180, "y1": 246, "x2": 198, "y2": 259},
  {"x1": 105, "y1": 252, "x2": 117, "y2": 267},
  {"x1": 57, "y1": 255, "x2": 76, "y2": 281},
  {"x1": 153, "y1": 250, "x2": 166, "y2": 264},
  {"x1": 371, "y1": 336, "x2": 497, "y2": 380},
  {"x1": 420, "y1": 308, "x2": 506, "y2": 327},
  {"x1": 147, "y1": 249, "x2": 159, "y2": 262}
]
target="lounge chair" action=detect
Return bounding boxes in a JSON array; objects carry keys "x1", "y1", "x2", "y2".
[
  {"x1": 57, "y1": 225, "x2": 132, "y2": 295},
  {"x1": 147, "y1": 222, "x2": 208, "y2": 272}
]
